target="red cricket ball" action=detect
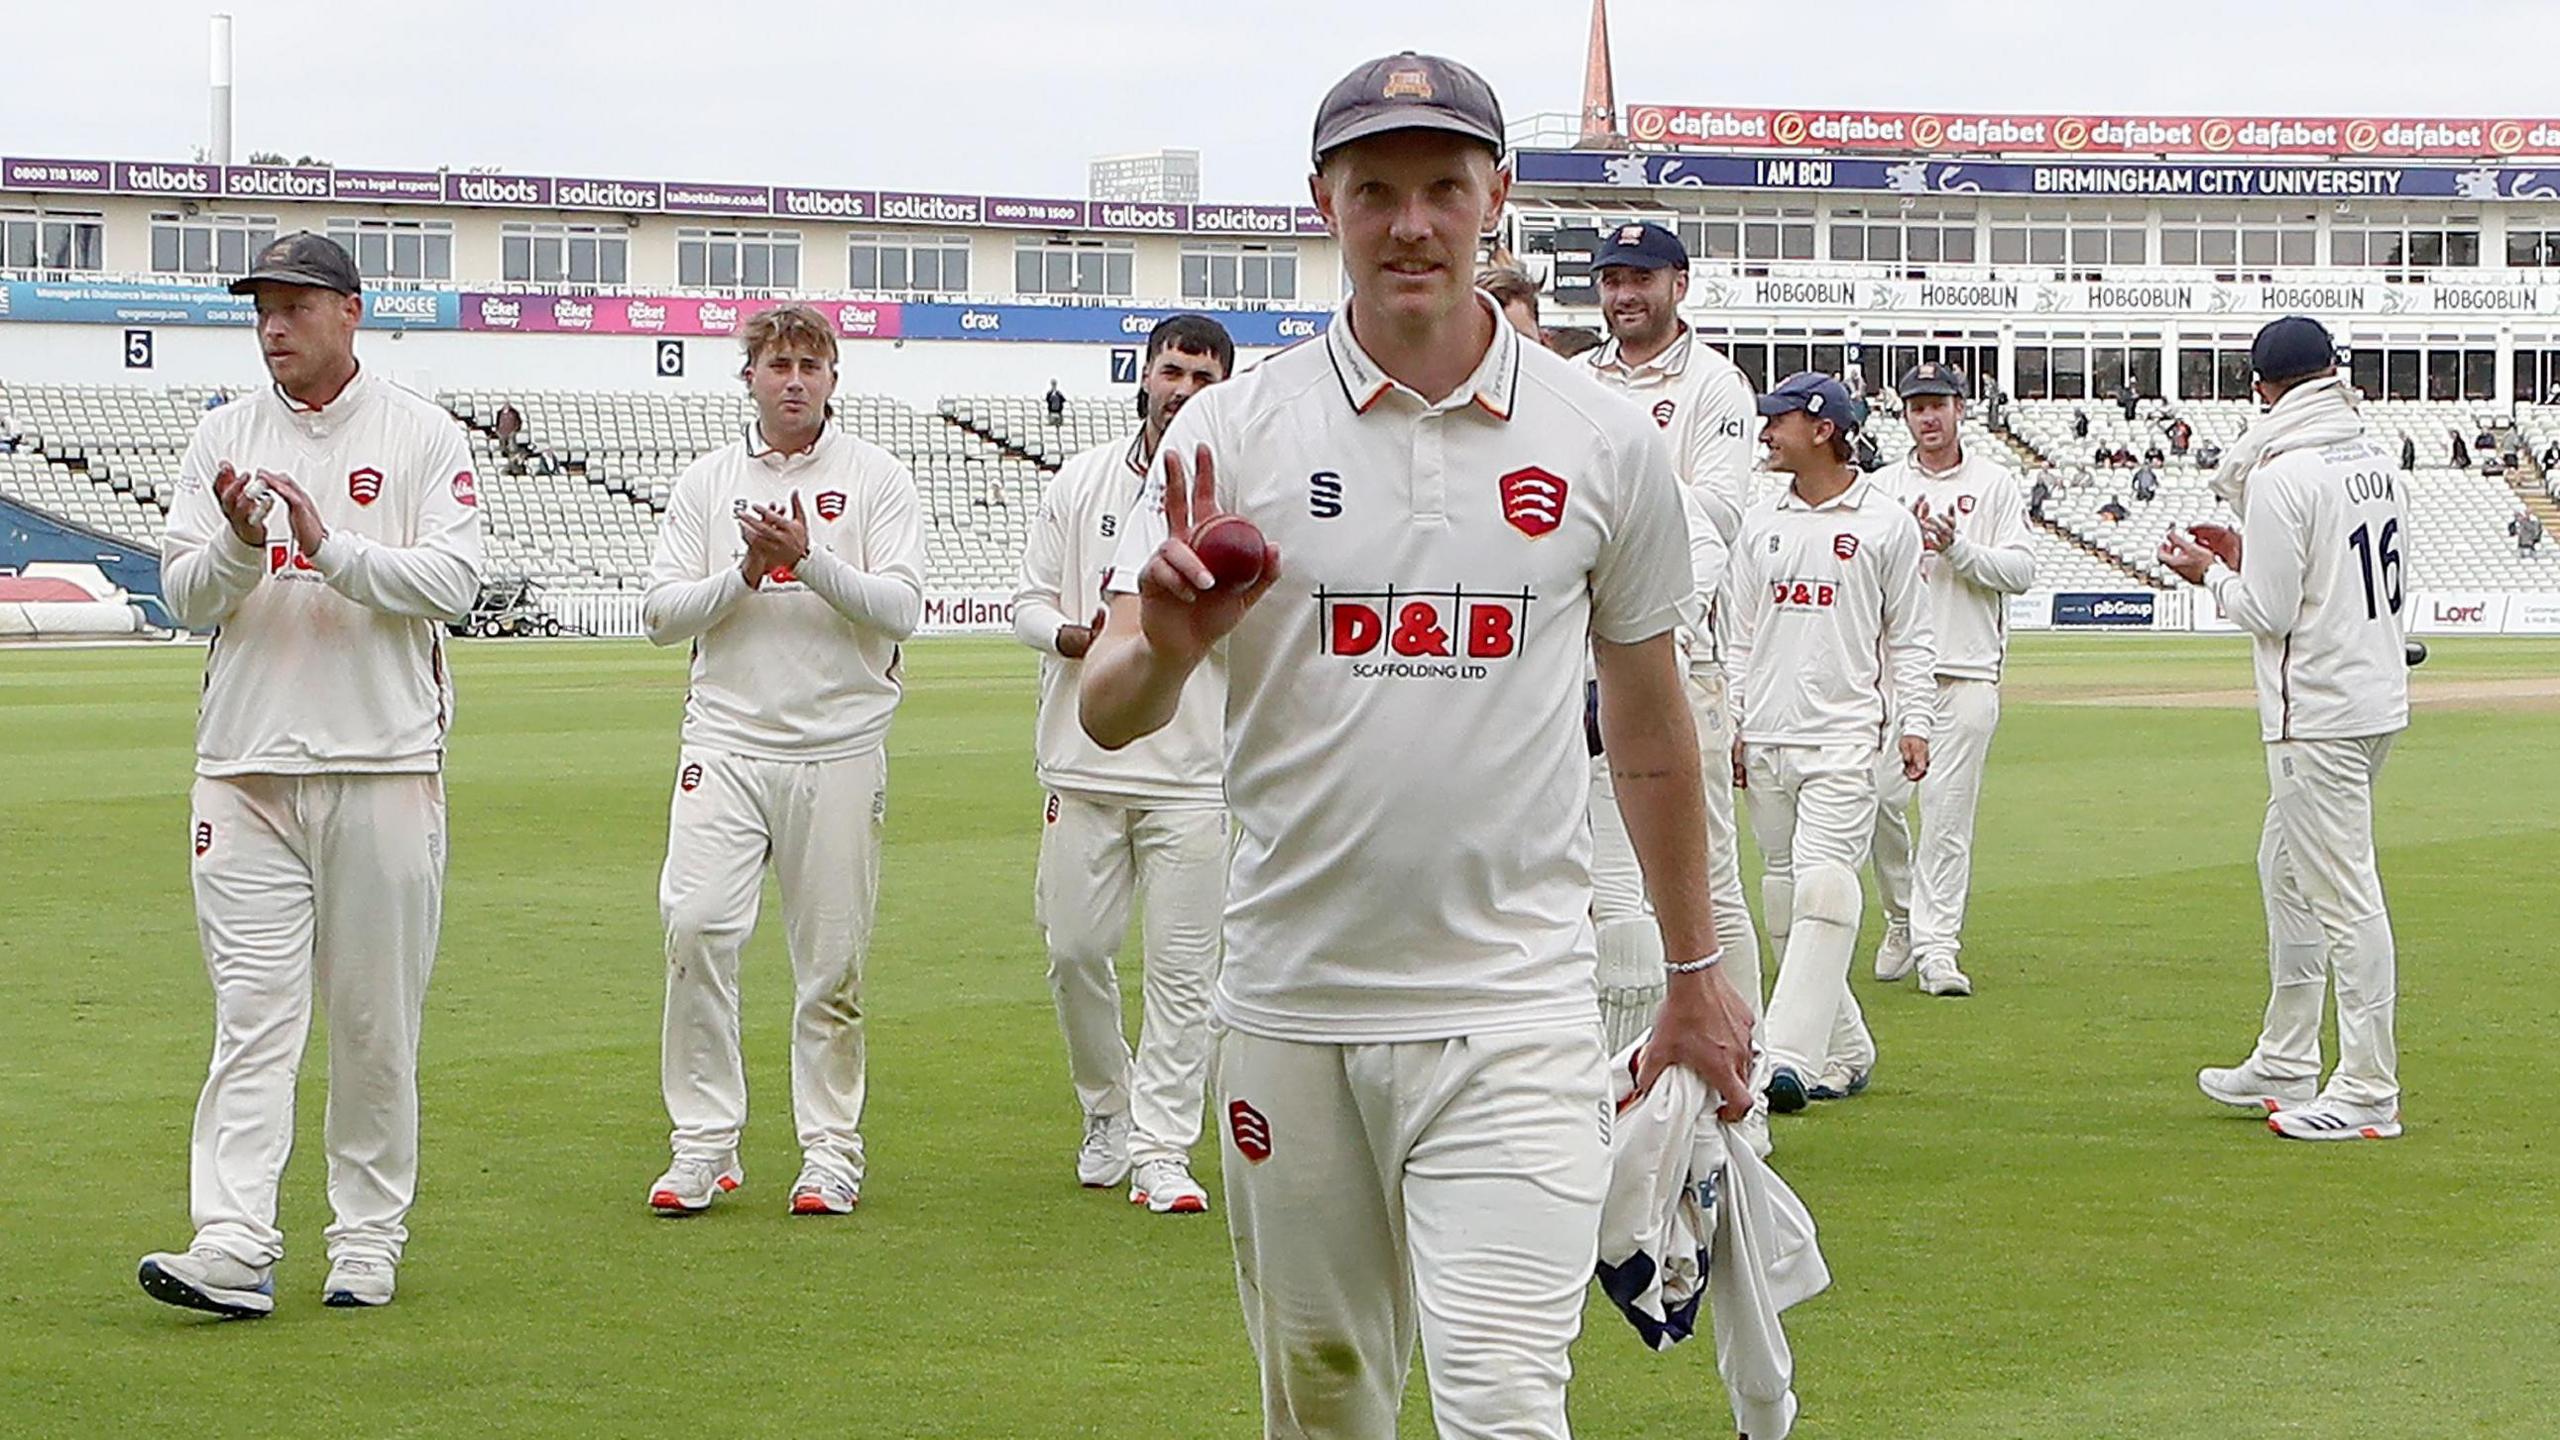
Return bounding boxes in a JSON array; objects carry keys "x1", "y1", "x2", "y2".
[{"x1": 1192, "y1": 514, "x2": 1268, "y2": 590}]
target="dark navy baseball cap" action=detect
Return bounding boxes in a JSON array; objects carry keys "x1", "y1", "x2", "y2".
[
  {"x1": 229, "y1": 231, "x2": 362, "y2": 296},
  {"x1": 1899, "y1": 361, "x2": 1966, "y2": 399},
  {"x1": 1756, "y1": 371, "x2": 1862, "y2": 429},
  {"x1": 1591, "y1": 222, "x2": 1688, "y2": 272},
  {"x1": 2251, "y1": 316, "x2": 2338, "y2": 384},
  {"x1": 1312, "y1": 53, "x2": 1506, "y2": 167}
]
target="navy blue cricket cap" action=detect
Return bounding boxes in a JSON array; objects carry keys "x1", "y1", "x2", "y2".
[
  {"x1": 1313, "y1": 52, "x2": 1506, "y2": 167},
  {"x1": 1592, "y1": 221, "x2": 1688, "y2": 272},
  {"x1": 229, "y1": 231, "x2": 361, "y2": 296},
  {"x1": 2251, "y1": 316, "x2": 2338, "y2": 385},
  {"x1": 1899, "y1": 361, "x2": 1966, "y2": 398},
  {"x1": 1756, "y1": 371, "x2": 1862, "y2": 428}
]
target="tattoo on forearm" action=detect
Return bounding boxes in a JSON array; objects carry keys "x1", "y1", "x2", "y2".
[{"x1": 1611, "y1": 767, "x2": 1677, "y2": 782}]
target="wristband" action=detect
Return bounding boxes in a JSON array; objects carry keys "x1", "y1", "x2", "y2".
[{"x1": 1664, "y1": 949, "x2": 1722, "y2": 974}]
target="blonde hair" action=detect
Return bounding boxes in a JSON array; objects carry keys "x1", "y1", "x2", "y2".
[{"x1": 738, "y1": 305, "x2": 840, "y2": 371}]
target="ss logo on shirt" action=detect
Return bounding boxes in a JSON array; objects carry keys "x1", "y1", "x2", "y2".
[
  {"x1": 1100, "y1": 513, "x2": 1117, "y2": 538},
  {"x1": 1309, "y1": 471, "x2": 1344, "y2": 519}
]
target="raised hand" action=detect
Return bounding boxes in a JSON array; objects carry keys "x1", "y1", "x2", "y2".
[
  {"x1": 1134, "y1": 444, "x2": 1281, "y2": 665},
  {"x1": 261, "y1": 471, "x2": 327, "y2": 558},
  {"x1": 212, "y1": 462, "x2": 266, "y2": 547}
]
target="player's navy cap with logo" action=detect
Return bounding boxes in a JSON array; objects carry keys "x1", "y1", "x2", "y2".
[
  {"x1": 1311, "y1": 52, "x2": 1505, "y2": 166},
  {"x1": 2250, "y1": 315, "x2": 2337, "y2": 384},
  {"x1": 1898, "y1": 361, "x2": 1966, "y2": 399},
  {"x1": 1591, "y1": 222, "x2": 1688, "y2": 272},
  {"x1": 228, "y1": 231, "x2": 362, "y2": 296},
  {"x1": 1755, "y1": 371, "x2": 1861, "y2": 427}
]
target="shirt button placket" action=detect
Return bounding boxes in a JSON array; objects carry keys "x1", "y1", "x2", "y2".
[{"x1": 1414, "y1": 413, "x2": 1446, "y2": 525}]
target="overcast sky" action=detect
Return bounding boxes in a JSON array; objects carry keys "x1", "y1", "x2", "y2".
[{"x1": 5, "y1": 1, "x2": 2556, "y2": 201}]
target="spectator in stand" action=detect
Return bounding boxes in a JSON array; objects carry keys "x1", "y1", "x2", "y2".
[
  {"x1": 2028, "y1": 474, "x2": 2053, "y2": 520},
  {"x1": 2131, "y1": 463, "x2": 2159, "y2": 503},
  {"x1": 2516, "y1": 509, "x2": 2545, "y2": 556},
  {"x1": 2168, "y1": 417, "x2": 2193, "y2": 455},
  {"x1": 1045, "y1": 381, "x2": 1066, "y2": 427},
  {"x1": 2091, "y1": 444, "x2": 2110, "y2": 468},
  {"x1": 2111, "y1": 445, "x2": 2136, "y2": 467},
  {"x1": 1853, "y1": 430, "x2": 1883, "y2": 472},
  {"x1": 2116, "y1": 386, "x2": 2138, "y2": 422},
  {"x1": 494, "y1": 403, "x2": 524, "y2": 454},
  {"x1": 2099, "y1": 495, "x2": 2129, "y2": 523},
  {"x1": 2545, "y1": 380, "x2": 2560, "y2": 406},
  {"x1": 2401, "y1": 436, "x2": 2418, "y2": 472},
  {"x1": 2475, "y1": 425, "x2": 2498, "y2": 454},
  {"x1": 2073, "y1": 407, "x2": 2090, "y2": 439},
  {"x1": 2196, "y1": 439, "x2": 2224, "y2": 469},
  {"x1": 1543, "y1": 326, "x2": 1603, "y2": 360},
  {"x1": 2070, "y1": 466, "x2": 2097, "y2": 490},
  {"x1": 1986, "y1": 387, "x2": 2008, "y2": 430},
  {"x1": 2451, "y1": 431, "x2": 2472, "y2": 470},
  {"x1": 2542, "y1": 441, "x2": 2560, "y2": 472},
  {"x1": 2145, "y1": 444, "x2": 2166, "y2": 466},
  {"x1": 2484, "y1": 449, "x2": 2508, "y2": 478}
]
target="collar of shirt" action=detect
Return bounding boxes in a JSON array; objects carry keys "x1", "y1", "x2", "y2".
[
  {"x1": 1322, "y1": 291, "x2": 1520, "y2": 422},
  {"x1": 1122, "y1": 428, "x2": 1151, "y2": 479},
  {"x1": 1909, "y1": 449, "x2": 1975, "y2": 485},
  {"x1": 748, "y1": 416, "x2": 837, "y2": 471},
  {"x1": 1776, "y1": 473, "x2": 1880, "y2": 513},
  {"x1": 266, "y1": 362, "x2": 372, "y2": 438},
  {"x1": 1589, "y1": 324, "x2": 1693, "y2": 382}
]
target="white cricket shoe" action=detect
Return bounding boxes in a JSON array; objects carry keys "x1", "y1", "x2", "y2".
[
  {"x1": 1807, "y1": 1060, "x2": 1872, "y2": 1102},
  {"x1": 137, "y1": 1246, "x2": 273, "y2": 1318},
  {"x1": 1128, "y1": 1158, "x2": 1210, "y2": 1215},
  {"x1": 789, "y1": 1160, "x2": 860, "y2": 1216},
  {"x1": 323, "y1": 1255, "x2": 396, "y2": 1308},
  {"x1": 1872, "y1": 923, "x2": 1915, "y2": 982},
  {"x1": 2197, "y1": 1063, "x2": 2316, "y2": 1113},
  {"x1": 1916, "y1": 955, "x2": 1973, "y2": 997},
  {"x1": 2269, "y1": 1098, "x2": 2402, "y2": 1142},
  {"x1": 1077, "y1": 1110, "x2": 1132, "y2": 1189},
  {"x1": 648, "y1": 1154, "x2": 743, "y2": 1215}
]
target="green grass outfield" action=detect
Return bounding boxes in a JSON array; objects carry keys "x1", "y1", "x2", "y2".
[{"x1": 2, "y1": 634, "x2": 2554, "y2": 1438}]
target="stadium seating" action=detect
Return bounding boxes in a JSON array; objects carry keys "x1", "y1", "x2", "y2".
[{"x1": 11, "y1": 380, "x2": 2560, "y2": 615}]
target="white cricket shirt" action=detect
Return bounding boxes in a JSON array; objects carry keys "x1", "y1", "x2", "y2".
[
  {"x1": 1873, "y1": 449, "x2": 2037, "y2": 682},
  {"x1": 1014, "y1": 431, "x2": 1224, "y2": 807},
  {"x1": 161, "y1": 368, "x2": 486, "y2": 777},
  {"x1": 1587, "y1": 327, "x2": 1757, "y2": 671},
  {"x1": 642, "y1": 421, "x2": 927, "y2": 761},
  {"x1": 2205, "y1": 434, "x2": 2410, "y2": 742},
  {"x1": 1110, "y1": 296, "x2": 1694, "y2": 1043},
  {"x1": 1728, "y1": 473, "x2": 1937, "y2": 747}
]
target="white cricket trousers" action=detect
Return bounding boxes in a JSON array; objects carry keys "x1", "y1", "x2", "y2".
[
  {"x1": 660, "y1": 746, "x2": 884, "y2": 1184},
  {"x1": 1872, "y1": 678, "x2": 2001, "y2": 963},
  {"x1": 1220, "y1": 1026, "x2": 1608, "y2": 1439},
  {"x1": 1036, "y1": 790, "x2": 1227, "y2": 1166},
  {"x1": 2247, "y1": 735, "x2": 2400, "y2": 1109},
  {"x1": 186, "y1": 772, "x2": 445, "y2": 1270},
  {"x1": 1743, "y1": 743, "x2": 1880, "y2": 1078},
  {"x1": 1587, "y1": 672, "x2": 1766, "y2": 1054}
]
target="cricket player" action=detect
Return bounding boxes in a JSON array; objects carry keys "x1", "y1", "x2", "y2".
[
  {"x1": 142, "y1": 232, "x2": 484, "y2": 1316},
  {"x1": 1866, "y1": 362, "x2": 2036, "y2": 998},
  {"x1": 1729, "y1": 372, "x2": 1935, "y2": 1113},
  {"x1": 2162, "y1": 316, "x2": 2410, "y2": 1141},
  {"x1": 1081, "y1": 53, "x2": 1755, "y2": 1438},
  {"x1": 641, "y1": 305, "x2": 926, "y2": 1214},
  {"x1": 1581, "y1": 221, "x2": 1765, "y2": 1050},
  {"x1": 1012, "y1": 313, "x2": 1234, "y2": 1214}
]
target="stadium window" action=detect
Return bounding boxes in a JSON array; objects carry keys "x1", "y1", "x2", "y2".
[
  {"x1": 326, "y1": 218, "x2": 454, "y2": 281},
  {"x1": 149, "y1": 212, "x2": 278, "y2": 279},
  {"x1": 2332, "y1": 214, "x2": 2480, "y2": 276},
  {"x1": 676, "y1": 228, "x2": 801, "y2": 293},
  {"x1": 2463, "y1": 348, "x2": 2496, "y2": 401},
  {"x1": 2051, "y1": 346, "x2": 2087, "y2": 400},
  {"x1": 502, "y1": 223, "x2": 628, "y2": 286},
  {"x1": 2013, "y1": 346, "x2": 2050, "y2": 399},
  {"x1": 1013, "y1": 238, "x2": 1136, "y2": 298},
  {"x1": 2350, "y1": 348, "x2": 2386, "y2": 399},
  {"x1": 847, "y1": 234, "x2": 971, "y2": 295},
  {"x1": 2178, "y1": 347, "x2": 2215, "y2": 398},
  {"x1": 2384, "y1": 349, "x2": 2420, "y2": 399},
  {"x1": 2, "y1": 209, "x2": 105, "y2": 272},
  {"x1": 1179, "y1": 242, "x2": 1300, "y2": 302},
  {"x1": 2217, "y1": 349, "x2": 2255, "y2": 400}
]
